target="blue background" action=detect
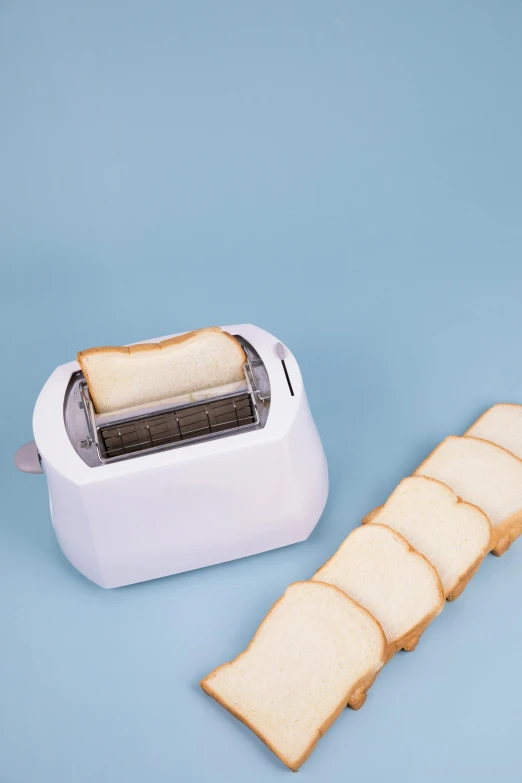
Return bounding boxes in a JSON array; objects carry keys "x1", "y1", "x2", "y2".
[{"x1": 1, "y1": 1, "x2": 522, "y2": 780}]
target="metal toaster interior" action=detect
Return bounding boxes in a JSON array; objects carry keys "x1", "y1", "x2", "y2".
[{"x1": 64, "y1": 335, "x2": 271, "y2": 467}]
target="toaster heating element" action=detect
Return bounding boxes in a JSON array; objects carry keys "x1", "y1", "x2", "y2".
[
  {"x1": 64, "y1": 336, "x2": 270, "y2": 467},
  {"x1": 16, "y1": 324, "x2": 328, "y2": 589}
]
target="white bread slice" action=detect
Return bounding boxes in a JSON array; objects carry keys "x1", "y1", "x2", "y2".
[
  {"x1": 77, "y1": 327, "x2": 246, "y2": 414},
  {"x1": 312, "y1": 524, "x2": 445, "y2": 660},
  {"x1": 466, "y1": 403, "x2": 522, "y2": 460},
  {"x1": 363, "y1": 477, "x2": 491, "y2": 601},
  {"x1": 415, "y1": 435, "x2": 522, "y2": 556},
  {"x1": 200, "y1": 581, "x2": 385, "y2": 772}
]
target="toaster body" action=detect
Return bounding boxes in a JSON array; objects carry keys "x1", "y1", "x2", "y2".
[{"x1": 19, "y1": 324, "x2": 328, "y2": 588}]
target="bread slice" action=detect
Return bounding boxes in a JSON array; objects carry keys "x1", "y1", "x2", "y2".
[
  {"x1": 77, "y1": 326, "x2": 246, "y2": 414},
  {"x1": 415, "y1": 435, "x2": 522, "y2": 556},
  {"x1": 200, "y1": 581, "x2": 386, "y2": 772},
  {"x1": 362, "y1": 477, "x2": 492, "y2": 601},
  {"x1": 312, "y1": 524, "x2": 445, "y2": 661},
  {"x1": 466, "y1": 403, "x2": 522, "y2": 460}
]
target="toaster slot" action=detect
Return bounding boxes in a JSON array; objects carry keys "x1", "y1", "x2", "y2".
[
  {"x1": 100, "y1": 414, "x2": 182, "y2": 459},
  {"x1": 207, "y1": 396, "x2": 255, "y2": 432},
  {"x1": 64, "y1": 333, "x2": 270, "y2": 466},
  {"x1": 97, "y1": 393, "x2": 257, "y2": 460}
]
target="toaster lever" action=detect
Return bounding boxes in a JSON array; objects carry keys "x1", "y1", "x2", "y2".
[{"x1": 14, "y1": 440, "x2": 43, "y2": 474}]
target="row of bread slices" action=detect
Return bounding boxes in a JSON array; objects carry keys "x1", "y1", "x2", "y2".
[{"x1": 201, "y1": 404, "x2": 522, "y2": 771}]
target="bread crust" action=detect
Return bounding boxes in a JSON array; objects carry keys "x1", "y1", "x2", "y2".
[
  {"x1": 464, "y1": 407, "x2": 522, "y2": 553},
  {"x1": 346, "y1": 668, "x2": 382, "y2": 710},
  {"x1": 77, "y1": 327, "x2": 246, "y2": 413},
  {"x1": 362, "y1": 506, "x2": 383, "y2": 525},
  {"x1": 313, "y1": 524, "x2": 445, "y2": 668},
  {"x1": 200, "y1": 581, "x2": 386, "y2": 772},
  {"x1": 489, "y1": 508, "x2": 522, "y2": 556},
  {"x1": 362, "y1": 476, "x2": 493, "y2": 600},
  {"x1": 77, "y1": 326, "x2": 232, "y2": 359},
  {"x1": 416, "y1": 435, "x2": 522, "y2": 556}
]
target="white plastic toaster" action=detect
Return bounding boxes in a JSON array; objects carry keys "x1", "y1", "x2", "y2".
[{"x1": 15, "y1": 324, "x2": 329, "y2": 588}]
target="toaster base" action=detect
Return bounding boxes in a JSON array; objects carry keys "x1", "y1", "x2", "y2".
[{"x1": 47, "y1": 399, "x2": 328, "y2": 588}]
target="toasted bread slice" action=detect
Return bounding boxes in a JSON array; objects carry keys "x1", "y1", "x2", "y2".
[
  {"x1": 312, "y1": 524, "x2": 445, "y2": 661},
  {"x1": 200, "y1": 581, "x2": 385, "y2": 771},
  {"x1": 77, "y1": 326, "x2": 246, "y2": 414},
  {"x1": 363, "y1": 476, "x2": 491, "y2": 600},
  {"x1": 415, "y1": 436, "x2": 522, "y2": 556}
]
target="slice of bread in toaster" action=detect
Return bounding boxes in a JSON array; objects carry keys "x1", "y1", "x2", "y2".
[
  {"x1": 466, "y1": 403, "x2": 522, "y2": 459},
  {"x1": 312, "y1": 524, "x2": 445, "y2": 660},
  {"x1": 415, "y1": 436, "x2": 522, "y2": 556},
  {"x1": 77, "y1": 326, "x2": 246, "y2": 414},
  {"x1": 363, "y1": 476, "x2": 492, "y2": 601},
  {"x1": 200, "y1": 581, "x2": 385, "y2": 772}
]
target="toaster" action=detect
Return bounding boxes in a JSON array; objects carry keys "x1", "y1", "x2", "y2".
[{"x1": 15, "y1": 324, "x2": 329, "y2": 588}]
